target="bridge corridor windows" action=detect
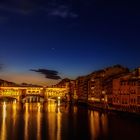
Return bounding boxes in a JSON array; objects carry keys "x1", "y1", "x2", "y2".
[
  {"x1": 0, "y1": 89, "x2": 19, "y2": 96},
  {"x1": 26, "y1": 90, "x2": 41, "y2": 95}
]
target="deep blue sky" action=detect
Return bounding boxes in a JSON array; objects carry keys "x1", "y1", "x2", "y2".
[{"x1": 0, "y1": 0, "x2": 140, "y2": 85}]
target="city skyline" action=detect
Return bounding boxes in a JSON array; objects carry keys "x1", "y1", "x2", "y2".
[
  {"x1": 0, "y1": 0, "x2": 140, "y2": 85},
  {"x1": 0, "y1": 64, "x2": 139, "y2": 86}
]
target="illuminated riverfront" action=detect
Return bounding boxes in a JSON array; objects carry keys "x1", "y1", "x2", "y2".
[
  {"x1": 0, "y1": 65, "x2": 140, "y2": 140},
  {"x1": 0, "y1": 102, "x2": 140, "y2": 140},
  {"x1": 0, "y1": 86, "x2": 68, "y2": 103},
  {"x1": 0, "y1": 0, "x2": 140, "y2": 139}
]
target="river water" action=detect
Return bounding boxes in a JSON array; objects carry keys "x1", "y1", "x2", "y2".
[{"x1": 0, "y1": 101, "x2": 140, "y2": 140}]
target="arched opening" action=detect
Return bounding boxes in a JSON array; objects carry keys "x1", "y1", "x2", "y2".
[
  {"x1": 0, "y1": 97, "x2": 17, "y2": 102},
  {"x1": 22, "y1": 95, "x2": 44, "y2": 103}
]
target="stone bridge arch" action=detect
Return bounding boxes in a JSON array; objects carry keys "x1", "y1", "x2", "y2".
[
  {"x1": 0, "y1": 96, "x2": 18, "y2": 102},
  {"x1": 0, "y1": 87, "x2": 22, "y2": 101},
  {"x1": 22, "y1": 95, "x2": 44, "y2": 103}
]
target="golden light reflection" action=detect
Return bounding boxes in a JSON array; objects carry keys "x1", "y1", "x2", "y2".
[
  {"x1": 14, "y1": 100, "x2": 17, "y2": 104},
  {"x1": 57, "y1": 107, "x2": 61, "y2": 140},
  {"x1": 12, "y1": 103, "x2": 17, "y2": 128},
  {"x1": 73, "y1": 106, "x2": 78, "y2": 113},
  {"x1": 37, "y1": 103, "x2": 42, "y2": 140},
  {"x1": 24, "y1": 103, "x2": 29, "y2": 140},
  {"x1": 47, "y1": 102, "x2": 62, "y2": 140},
  {"x1": 11, "y1": 102, "x2": 19, "y2": 140},
  {"x1": 101, "y1": 114, "x2": 108, "y2": 135},
  {"x1": 89, "y1": 111, "x2": 100, "y2": 140},
  {"x1": 89, "y1": 111, "x2": 108, "y2": 139},
  {"x1": 47, "y1": 103, "x2": 56, "y2": 140},
  {"x1": 57, "y1": 97, "x2": 61, "y2": 106},
  {"x1": 0, "y1": 102, "x2": 7, "y2": 140},
  {"x1": 3, "y1": 102, "x2": 6, "y2": 112},
  {"x1": 47, "y1": 101, "x2": 57, "y2": 112}
]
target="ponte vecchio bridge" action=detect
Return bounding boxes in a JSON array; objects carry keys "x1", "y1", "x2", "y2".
[{"x1": 0, "y1": 86, "x2": 69, "y2": 103}]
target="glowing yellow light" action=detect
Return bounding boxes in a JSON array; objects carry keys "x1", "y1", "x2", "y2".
[
  {"x1": 24, "y1": 104, "x2": 29, "y2": 140},
  {"x1": 3, "y1": 102, "x2": 6, "y2": 109},
  {"x1": 14, "y1": 100, "x2": 17, "y2": 104},
  {"x1": 37, "y1": 103, "x2": 41, "y2": 140},
  {"x1": 58, "y1": 97, "x2": 61, "y2": 106},
  {"x1": 0, "y1": 101, "x2": 7, "y2": 140}
]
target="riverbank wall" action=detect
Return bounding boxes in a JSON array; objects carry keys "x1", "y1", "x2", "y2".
[{"x1": 74, "y1": 99, "x2": 140, "y2": 116}]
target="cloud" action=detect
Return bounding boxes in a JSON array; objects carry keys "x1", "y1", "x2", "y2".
[
  {"x1": 0, "y1": 2, "x2": 78, "y2": 18},
  {"x1": 45, "y1": 75, "x2": 62, "y2": 80},
  {"x1": 30, "y1": 68, "x2": 61, "y2": 80},
  {"x1": 47, "y1": 5, "x2": 78, "y2": 19}
]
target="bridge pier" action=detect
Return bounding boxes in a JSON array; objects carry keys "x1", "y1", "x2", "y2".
[
  {"x1": 0, "y1": 86, "x2": 68, "y2": 103},
  {"x1": 22, "y1": 95, "x2": 45, "y2": 103}
]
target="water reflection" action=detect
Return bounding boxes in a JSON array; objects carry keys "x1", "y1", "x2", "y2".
[
  {"x1": 101, "y1": 114, "x2": 108, "y2": 135},
  {"x1": 11, "y1": 102, "x2": 18, "y2": 140},
  {"x1": 46, "y1": 101, "x2": 62, "y2": 140},
  {"x1": 23, "y1": 103, "x2": 43, "y2": 140},
  {"x1": 56, "y1": 106, "x2": 61, "y2": 140},
  {"x1": 37, "y1": 103, "x2": 42, "y2": 140},
  {"x1": 0, "y1": 102, "x2": 140, "y2": 140},
  {"x1": 24, "y1": 103, "x2": 29, "y2": 140},
  {"x1": 47, "y1": 100, "x2": 57, "y2": 112},
  {"x1": 12, "y1": 103, "x2": 17, "y2": 128},
  {"x1": 89, "y1": 111, "x2": 108, "y2": 139},
  {"x1": 0, "y1": 102, "x2": 7, "y2": 140}
]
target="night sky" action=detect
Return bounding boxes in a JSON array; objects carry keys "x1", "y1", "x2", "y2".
[{"x1": 0, "y1": 0, "x2": 140, "y2": 85}]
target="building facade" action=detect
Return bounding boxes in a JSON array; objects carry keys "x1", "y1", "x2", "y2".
[
  {"x1": 112, "y1": 68, "x2": 140, "y2": 111},
  {"x1": 88, "y1": 65, "x2": 129, "y2": 105},
  {"x1": 75, "y1": 76, "x2": 89, "y2": 103}
]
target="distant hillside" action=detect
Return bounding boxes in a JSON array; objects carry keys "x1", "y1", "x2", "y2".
[
  {"x1": 0, "y1": 79, "x2": 42, "y2": 87},
  {"x1": 0, "y1": 78, "x2": 18, "y2": 86},
  {"x1": 20, "y1": 83, "x2": 43, "y2": 87}
]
